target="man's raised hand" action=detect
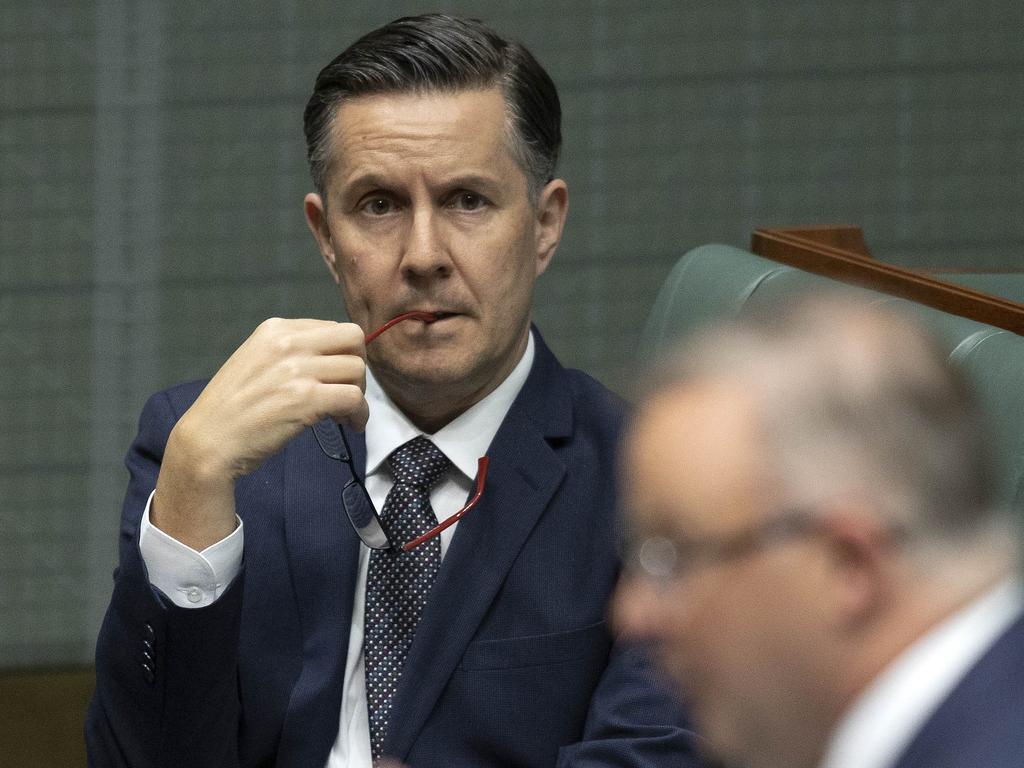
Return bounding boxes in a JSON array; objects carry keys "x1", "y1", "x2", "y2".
[{"x1": 151, "y1": 319, "x2": 367, "y2": 550}]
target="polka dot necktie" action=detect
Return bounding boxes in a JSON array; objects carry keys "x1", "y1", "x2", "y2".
[{"x1": 365, "y1": 436, "x2": 451, "y2": 762}]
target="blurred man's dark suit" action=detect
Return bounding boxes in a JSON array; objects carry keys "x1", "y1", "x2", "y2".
[{"x1": 894, "y1": 612, "x2": 1024, "y2": 768}]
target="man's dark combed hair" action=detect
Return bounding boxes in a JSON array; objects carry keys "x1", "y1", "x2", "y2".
[{"x1": 303, "y1": 14, "x2": 561, "y2": 198}]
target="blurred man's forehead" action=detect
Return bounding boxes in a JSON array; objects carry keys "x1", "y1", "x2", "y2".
[{"x1": 626, "y1": 383, "x2": 776, "y2": 535}]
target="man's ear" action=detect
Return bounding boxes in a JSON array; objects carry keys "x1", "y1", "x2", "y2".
[
  {"x1": 304, "y1": 192, "x2": 342, "y2": 284},
  {"x1": 819, "y1": 505, "x2": 896, "y2": 630},
  {"x1": 534, "y1": 179, "x2": 568, "y2": 278}
]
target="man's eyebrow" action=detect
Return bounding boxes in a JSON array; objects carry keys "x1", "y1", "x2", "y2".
[
  {"x1": 338, "y1": 172, "x2": 505, "y2": 198},
  {"x1": 440, "y1": 173, "x2": 502, "y2": 191},
  {"x1": 338, "y1": 173, "x2": 394, "y2": 194}
]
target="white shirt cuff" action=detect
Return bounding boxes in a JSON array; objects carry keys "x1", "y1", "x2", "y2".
[{"x1": 138, "y1": 490, "x2": 244, "y2": 608}]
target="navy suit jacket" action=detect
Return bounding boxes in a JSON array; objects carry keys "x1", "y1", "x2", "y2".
[
  {"x1": 87, "y1": 332, "x2": 700, "y2": 767},
  {"x1": 892, "y1": 609, "x2": 1024, "y2": 768}
]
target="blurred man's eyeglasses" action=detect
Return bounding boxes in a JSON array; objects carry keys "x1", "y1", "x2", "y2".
[
  {"x1": 623, "y1": 510, "x2": 820, "y2": 587},
  {"x1": 311, "y1": 311, "x2": 489, "y2": 553}
]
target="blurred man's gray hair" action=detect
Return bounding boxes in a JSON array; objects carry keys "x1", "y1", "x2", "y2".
[{"x1": 643, "y1": 294, "x2": 1007, "y2": 556}]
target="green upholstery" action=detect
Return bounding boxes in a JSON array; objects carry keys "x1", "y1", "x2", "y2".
[
  {"x1": 642, "y1": 244, "x2": 1024, "y2": 513},
  {"x1": 641, "y1": 245, "x2": 790, "y2": 344}
]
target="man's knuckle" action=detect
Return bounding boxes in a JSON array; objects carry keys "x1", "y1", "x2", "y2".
[
  {"x1": 285, "y1": 378, "x2": 313, "y2": 403},
  {"x1": 280, "y1": 358, "x2": 304, "y2": 380},
  {"x1": 339, "y1": 322, "x2": 366, "y2": 350},
  {"x1": 271, "y1": 334, "x2": 295, "y2": 356},
  {"x1": 350, "y1": 356, "x2": 366, "y2": 380},
  {"x1": 258, "y1": 316, "x2": 284, "y2": 334}
]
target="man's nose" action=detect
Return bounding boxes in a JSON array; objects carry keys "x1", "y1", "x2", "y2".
[{"x1": 399, "y1": 209, "x2": 452, "y2": 277}]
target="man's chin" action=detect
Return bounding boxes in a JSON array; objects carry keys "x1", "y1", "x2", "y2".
[
  {"x1": 373, "y1": 355, "x2": 464, "y2": 387},
  {"x1": 689, "y1": 698, "x2": 772, "y2": 768},
  {"x1": 370, "y1": 355, "x2": 482, "y2": 405}
]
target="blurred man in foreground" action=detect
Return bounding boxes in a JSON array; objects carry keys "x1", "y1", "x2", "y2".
[{"x1": 614, "y1": 295, "x2": 1024, "y2": 768}]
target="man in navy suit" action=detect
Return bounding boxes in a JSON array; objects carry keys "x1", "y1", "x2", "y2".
[
  {"x1": 87, "y1": 13, "x2": 698, "y2": 768},
  {"x1": 614, "y1": 295, "x2": 1024, "y2": 768}
]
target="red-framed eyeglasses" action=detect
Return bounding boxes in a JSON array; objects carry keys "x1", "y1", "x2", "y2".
[{"x1": 311, "y1": 311, "x2": 489, "y2": 553}]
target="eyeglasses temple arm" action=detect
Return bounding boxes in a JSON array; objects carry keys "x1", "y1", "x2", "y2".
[
  {"x1": 401, "y1": 456, "x2": 489, "y2": 553},
  {"x1": 365, "y1": 311, "x2": 439, "y2": 344}
]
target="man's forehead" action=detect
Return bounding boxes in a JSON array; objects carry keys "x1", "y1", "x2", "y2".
[
  {"x1": 331, "y1": 88, "x2": 508, "y2": 150},
  {"x1": 626, "y1": 382, "x2": 773, "y2": 532},
  {"x1": 633, "y1": 382, "x2": 759, "y2": 460},
  {"x1": 322, "y1": 86, "x2": 518, "y2": 190}
]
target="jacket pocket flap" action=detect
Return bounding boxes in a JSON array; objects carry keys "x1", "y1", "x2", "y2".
[{"x1": 458, "y1": 620, "x2": 609, "y2": 671}]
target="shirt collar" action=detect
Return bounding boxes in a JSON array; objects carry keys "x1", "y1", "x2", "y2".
[
  {"x1": 363, "y1": 330, "x2": 535, "y2": 481},
  {"x1": 819, "y1": 576, "x2": 1024, "y2": 768}
]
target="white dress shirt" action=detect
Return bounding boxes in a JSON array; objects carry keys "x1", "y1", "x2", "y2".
[
  {"x1": 818, "y1": 577, "x2": 1023, "y2": 768},
  {"x1": 139, "y1": 331, "x2": 535, "y2": 768}
]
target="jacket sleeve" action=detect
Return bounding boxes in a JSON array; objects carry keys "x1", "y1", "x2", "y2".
[
  {"x1": 86, "y1": 389, "x2": 245, "y2": 768},
  {"x1": 555, "y1": 639, "x2": 708, "y2": 767}
]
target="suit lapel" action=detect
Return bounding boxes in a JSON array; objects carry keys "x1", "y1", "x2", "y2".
[
  {"x1": 277, "y1": 427, "x2": 363, "y2": 765},
  {"x1": 384, "y1": 333, "x2": 574, "y2": 760}
]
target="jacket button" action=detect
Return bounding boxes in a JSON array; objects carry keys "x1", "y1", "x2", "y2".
[
  {"x1": 144, "y1": 622, "x2": 156, "y2": 643},
  {"x1": 142, "y1": 661, "x2": 155, "y2": 685}
]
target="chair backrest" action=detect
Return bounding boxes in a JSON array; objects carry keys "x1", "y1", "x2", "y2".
[{"x1": 642, "y1": 244, "x2": 1024, "y2": 514}]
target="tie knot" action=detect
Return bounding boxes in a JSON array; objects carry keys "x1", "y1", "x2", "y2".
[{"x1": 387, "y1": 437, "x2": 451, "y2": 490}]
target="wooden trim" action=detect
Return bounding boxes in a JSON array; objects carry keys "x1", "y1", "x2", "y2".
[
  {"x1": 916, "y1": 267, "x2": 1024, "y2": 275},
  {"x1": 756, "y1": 225, "x2": 872, "y2": 257},
  {"x1": 751, "y1": 227, "x2": 1024, "y2": 336}
]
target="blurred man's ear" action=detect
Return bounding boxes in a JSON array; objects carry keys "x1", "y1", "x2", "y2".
[
  {"x1": 303, "y1": 192, "x2": 342, "y2": 285},
  {"x1": 818, "y1": 505, "x2": 896, "y2": 629}
]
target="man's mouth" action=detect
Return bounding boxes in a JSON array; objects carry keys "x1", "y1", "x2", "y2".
[
  {"x1": 403, "y1": 309, "x2": 462, "y2": 326},
  {"x1": 365, "y1": 310, "x2": 460, "y2": 343}
]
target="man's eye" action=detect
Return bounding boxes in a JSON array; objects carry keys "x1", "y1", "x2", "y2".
[
  {"x1": 361, "y1": 197, "x2": 396, "y2": 215},
  {"x1": 448, "y1": 192, "x2": 487, "y2": 211}
]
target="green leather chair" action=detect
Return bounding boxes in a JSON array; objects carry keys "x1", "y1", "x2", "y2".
[{"x1": 642, "y1": 244, "x2": 1024, "y2": 514}]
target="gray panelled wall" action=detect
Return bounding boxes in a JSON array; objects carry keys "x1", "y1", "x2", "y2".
[{"x1": 1, "y1": 1, "x2": 1022, "y2": 666}]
